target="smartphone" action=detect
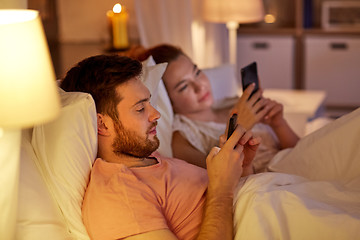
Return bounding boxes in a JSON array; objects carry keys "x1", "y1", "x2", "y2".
[
  {"x1": 241, "y1": 62, "x2": 259, "y2": 99},
  {"x1": 227, "y1": 114, "x2": 238, "y2": 140}
]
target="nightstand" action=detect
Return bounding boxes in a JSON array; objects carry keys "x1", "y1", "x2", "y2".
[{"x1": 263, "y1": 89, "x2": 326, "y2": 137}]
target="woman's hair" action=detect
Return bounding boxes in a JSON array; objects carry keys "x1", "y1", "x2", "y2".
[
  {"x1": 135, "y1": 44, "x2": 185, "y2": 65},
  {"x1": 60, "y1": 55, "x2": 142, "y2": 121}
]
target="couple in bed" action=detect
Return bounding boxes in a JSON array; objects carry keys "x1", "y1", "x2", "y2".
[
  {"x1": 134, "y1": 44, "x2": 299, "y2": 172},
  {"x1": 61, "y1": 54, "x2": 360, "y2": 240}
]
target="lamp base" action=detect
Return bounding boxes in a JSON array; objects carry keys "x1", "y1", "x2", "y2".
[
  {"x1": 0, "y1": 128, "x2": 21, "y2": 240},
  {"x1": 226, "y1": 21, "x2": 239, "y2": 67}
]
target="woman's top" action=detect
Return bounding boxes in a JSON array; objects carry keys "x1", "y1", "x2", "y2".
[{"x1": 173, "y1": 114, "x2": 280, "y2": 172}]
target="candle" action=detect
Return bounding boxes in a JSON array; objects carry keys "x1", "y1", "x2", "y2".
[{"x1": 107, "y1": 3, "x2": 129, "y2": 50}]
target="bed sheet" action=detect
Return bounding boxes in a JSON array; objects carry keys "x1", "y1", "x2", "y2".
[
  {"x1": 268, "y1": 107, "x2": 360, "y2": 181},
  {"x1": 233, "y1": 108, "x2": 360, "y2": 239},
  {"x1": 233, "y1": 172, "x2": 360, "y2": 240}
]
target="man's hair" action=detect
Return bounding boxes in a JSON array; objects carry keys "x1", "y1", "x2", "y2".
[{"x1": 60, "y1": 55, "x2": 142, "y2": 121}]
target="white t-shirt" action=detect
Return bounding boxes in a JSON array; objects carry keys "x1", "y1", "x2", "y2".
[{"x1": 173, "y1": 114, "x2": 280, "y2": 172}]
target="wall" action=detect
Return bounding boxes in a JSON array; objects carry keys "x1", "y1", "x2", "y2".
[
  {"x1": 56, "y1": 0, "x2": 139, "y2": 43},
  {"x1": 0, "y1": 0, "x2": 27, "y2": 8}
]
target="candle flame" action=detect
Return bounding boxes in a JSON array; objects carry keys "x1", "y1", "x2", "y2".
[
  {"x1": 264, "y1": 14, "x2": 276, "y2": 24},
  {"x1": 113, "y1": 3, "x2": 122, "y2": 13}
]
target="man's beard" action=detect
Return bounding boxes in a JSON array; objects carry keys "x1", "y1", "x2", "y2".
[{"x1": 112, "y1": 120, "x2": 160, "y2": 158}]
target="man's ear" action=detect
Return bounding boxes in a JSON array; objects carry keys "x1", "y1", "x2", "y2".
[{"x1": 97, "y1": 113, "x2": 111, "y2": 136}]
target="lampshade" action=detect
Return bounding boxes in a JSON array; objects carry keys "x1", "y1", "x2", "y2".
[
  {"x1": 0, "y1": 9, "x2": 60, "y2": 128},
  {"x1": 202, "y1": 0, "x2": 264, "y2": 24}
]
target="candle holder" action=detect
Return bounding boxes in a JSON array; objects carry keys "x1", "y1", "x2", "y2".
[{"x1": 106, "y1": 3, "x2": 130, "y2": 52}]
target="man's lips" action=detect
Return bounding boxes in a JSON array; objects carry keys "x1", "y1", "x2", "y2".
[
  {"x1": 148, "y1": 122, "x2": 158, "y2": 135},
  {"x1": 149, "y1": 127, "x2": 157, "y2": 135}
]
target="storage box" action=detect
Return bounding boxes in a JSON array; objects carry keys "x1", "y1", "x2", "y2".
[{"x1": 322, "y1": 1, "x2": 360, "y2": 31}]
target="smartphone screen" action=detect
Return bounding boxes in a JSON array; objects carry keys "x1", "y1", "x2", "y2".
[
  {"x1": 241, "y1": 62, "x2": 259, "y2": 99},
  {"x1": 227, "y1": 114, "x2": 238, "y2": 140}
]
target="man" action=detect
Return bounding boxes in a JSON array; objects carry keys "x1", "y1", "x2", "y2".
[{"x1": 61, "y1": 55, "x2": 260, "y2": 240}]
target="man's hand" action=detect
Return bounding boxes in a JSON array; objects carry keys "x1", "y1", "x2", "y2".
[
  {"x1": 219, "y1": 130, "x2": 261, "y2": 177},
  {"x1": 206, "y1": 126, "x2": 247, "y2": 195},
  {"x1": 239, "y1": 132, "x2": 261, "y2": 176}
]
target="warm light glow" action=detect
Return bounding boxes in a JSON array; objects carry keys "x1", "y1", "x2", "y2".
[
  {"x1": 0, "y1": 10, "x2": 60, "y2": 128},
  {"x1": 113, "y1": 3, "x2": 122, "y2": 13},
  {"x1": 264, "y1": 14, "x2": 276, "y2": 24},
  {"x1": 0, "y1": 128, "x2": 3, "y2": 138},
  {"x1": 0, "y1": 10, "x2": 37, "y2": 24},
  {"x1": 202, "y1": 0, "x2": 265, "y2": 66},
  {"x1": 203, "y1": 0, "x2": 264, "y2": 23}
]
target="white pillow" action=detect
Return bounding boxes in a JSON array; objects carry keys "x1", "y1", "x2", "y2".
[
  {"x1": 203, "y1": 63, "x2": 239, "y2": 105},
  {"x1": 17, "y1": 128, "x2": 69, "y2": 239},
  {"x1": 31, "y1": 89, "x2": 97, "y2": 240},
  {"x1": 268, "y1": 107, "x2": 360, "y2": 181},
  {"x1": 141, "y1": 56, "x2": 173, "y2": 158}
]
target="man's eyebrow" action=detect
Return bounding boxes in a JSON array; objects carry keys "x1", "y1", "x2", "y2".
[{"x1": 132, "y1": 94, "x2": 151, "y2": 107}]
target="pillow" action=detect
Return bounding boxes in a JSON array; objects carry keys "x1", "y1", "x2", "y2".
[
  {"x1": 141, "y1": 56, "x2": 173, "y2": 158},
  {"x1": 268, "y1": 107, "x2": 360, "y2": 181},
  {"x1": 203, "y1": 63, "x2": 240, "y2": 106},
  {"x1": 140, "y1": 56, "x2": 167, "y2": 107},
  {"x1": 17, "y1": 128, "x2": 69, "y2": 239},
  {"x1": 31, "y1": 89, "x2": 97, "y2": 240}
]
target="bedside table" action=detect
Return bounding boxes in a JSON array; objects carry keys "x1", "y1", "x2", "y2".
[{"x1": 263, "y1": 89, "x2": 326, "y2": 137}]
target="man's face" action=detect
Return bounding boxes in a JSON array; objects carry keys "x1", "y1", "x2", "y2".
[{"x1": 111, "y1": 78, "x2": 160, "y2": 158}]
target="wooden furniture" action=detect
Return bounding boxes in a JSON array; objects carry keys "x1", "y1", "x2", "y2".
[{"x1": 236, "y1": 0, "x2": 360, "y2": 112}]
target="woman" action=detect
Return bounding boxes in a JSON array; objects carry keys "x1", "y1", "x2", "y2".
[{"x1": 135, "y1": 44, "x2": 299, "y2": 172}]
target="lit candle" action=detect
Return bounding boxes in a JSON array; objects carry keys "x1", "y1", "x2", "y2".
[{"x1": 107, "y1": 3, "x2": 129, "y2": 50}]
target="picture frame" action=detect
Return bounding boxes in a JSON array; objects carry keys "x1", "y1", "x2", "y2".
[{"x1": 321, "y1": 1, "x2": 360, "y2": 31}]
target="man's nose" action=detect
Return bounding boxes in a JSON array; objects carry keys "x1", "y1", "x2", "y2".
[{"x1": 149, "y1": 105, "x2": 161, "y2": 122}]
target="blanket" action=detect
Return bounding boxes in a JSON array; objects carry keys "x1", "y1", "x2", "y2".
[
  {"x1": 233, "y1": 108, "x2": 360, "y2": 239},
  {"x1": 234, "y1": 173, "x2": 360, "y2": 239}
]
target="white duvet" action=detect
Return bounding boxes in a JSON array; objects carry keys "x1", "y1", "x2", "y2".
[
  {"x1": 233, "y1": 107, "x2": 360, "y2": 239},
  {"x1": 234, "y1": 173, "x2": 360, "y2": 239}
]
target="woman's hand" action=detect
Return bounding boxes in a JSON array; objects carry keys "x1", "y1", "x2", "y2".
[
  {"x1": 260, "y1": 98, "x2": 300, "y2": 149},
  {"x1": 232, "y1": 84, "x2": 268, "y2": 130},
  {"x1": 261, "y1": 98, "x2": 287, "y2": 128}
]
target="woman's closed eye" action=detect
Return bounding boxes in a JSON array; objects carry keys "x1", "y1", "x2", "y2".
[
  {"x1": 195, "y1": 69, "x2": 201, "y2": 77},
  {"x1": 178, "y1": 84, "x2": 188, "y2": 92}
]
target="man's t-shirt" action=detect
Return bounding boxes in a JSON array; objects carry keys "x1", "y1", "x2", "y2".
[{"x1": 82, "y1": 152, "x2": 208, "y2": 240}]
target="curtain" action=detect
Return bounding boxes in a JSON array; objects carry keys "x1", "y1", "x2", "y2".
[{"x1": 134, "y1": 0, "x2": 228, "y2": 68}]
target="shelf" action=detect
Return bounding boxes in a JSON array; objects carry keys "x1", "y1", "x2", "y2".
[
  {"x1": 238, "y1": 28, "x2": 297, "y2": 36},
  {"x1": 303, "y1": 29, "x2": 360, "y2": 36},
  {"x1": 238, "y1": 28, "x2": 360, "y2": 37},
  {"x1": 236, "y1": 0, "x2": 360, "y2": 92}
]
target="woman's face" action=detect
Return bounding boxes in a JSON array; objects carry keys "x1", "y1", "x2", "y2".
[{"x1": 162, "y1": 54, "x2": 213, "y2": 115}]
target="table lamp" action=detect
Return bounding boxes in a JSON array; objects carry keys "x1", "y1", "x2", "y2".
[
  {"x1": 202, "y1": 0, "x2": 264, "y2": 66},
  {"x1": 0, "y1": 9, "x2": 60, "y2": 239}
]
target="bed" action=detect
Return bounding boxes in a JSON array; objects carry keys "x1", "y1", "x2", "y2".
[{"x1": 15, "y1": 57, "x2": 360, "y2": 239}]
